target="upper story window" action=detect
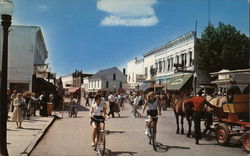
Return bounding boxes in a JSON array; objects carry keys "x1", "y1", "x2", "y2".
[
  {"x1": 159, "y1": 61, "x2": 162, "y2": 73},
  {"x1": 181, "y1": 53, "x2": 187, "y2": 67},
  {"x1": 189, "y1": 51, "x2": 193, "y2": 66},
  {"x1": 113, "y1": 74, "x2": 116, "y2": 80},
  {"x1": 176, "y1": 55, "x2": 179, "y2": 64},
  {"x1": 145, "y1": 67, "x2": 148, "y2": 78},
  {"x1": 106, "y1": 81, "x2": 109, "y2": 88}
]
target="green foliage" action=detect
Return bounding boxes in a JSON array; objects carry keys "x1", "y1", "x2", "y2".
[{"x1": 197, "y1": 22, "x2": 250, "y2": 74}]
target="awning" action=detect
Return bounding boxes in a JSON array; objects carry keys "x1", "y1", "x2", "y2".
[
  {"x1": 139, "y1": 82, "x2": 151, "y2": 91},
  {"x1": 67, "y1": 87, "x2": 80, "y2": 93},
  {"x1": 167, "y1": 74, "x2": 193, "y2": 91}
]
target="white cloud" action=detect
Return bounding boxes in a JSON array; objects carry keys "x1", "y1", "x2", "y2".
[
  {"x1": 38, "y1": 5, "x2": 49, "y2": 11},
  {"x1": 101, "y1": 15, "x2": 158, "y2": 27},
  {"x1": 97, "y1": 0, "x2": 158, "y2": 27}
]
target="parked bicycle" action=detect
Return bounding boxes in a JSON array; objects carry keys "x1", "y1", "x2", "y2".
[
  {"x1": 145, "y1": 115, "x2": 158, "y2": 151},
  {"x1": 91, "y1": 116, "x2": 106, "y2": 156}
]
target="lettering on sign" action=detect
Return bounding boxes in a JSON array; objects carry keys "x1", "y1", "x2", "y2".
[{"x1": 171, "y1": 78, "x2": 183, "y2": 85}]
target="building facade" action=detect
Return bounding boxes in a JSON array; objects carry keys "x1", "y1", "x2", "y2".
[
  {"x1": 127, "y1": 57, "x2": 145, "y2": 90},
  {"x1": 0, "y1": 25, "x2": 48, "y2": 91},
  {"x1": 127, "y1": 31, "x2": 207, "y2": 92},
  {"x1": 87, "y1": 67, "x2": 127, "y2": 93},
  {"x1": 61, "y1": 74, "x2": 73, "y2": 89}
]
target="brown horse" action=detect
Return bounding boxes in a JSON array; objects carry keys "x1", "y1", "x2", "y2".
[{"x1": 172, "y1": 95, "x2": 193, "y2": 137}]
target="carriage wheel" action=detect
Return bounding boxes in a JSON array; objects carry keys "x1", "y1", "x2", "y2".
[
  {"x1": 242, "y1": 131, "x2": 250, "y2": 152},
  {"x1": 216, "y1": 123, "x2": 231, "y2": 145}
]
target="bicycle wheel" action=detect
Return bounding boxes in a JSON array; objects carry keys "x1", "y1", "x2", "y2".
[
  {"x1": 147, "y1": 128, "x2": 152, "y2": 144},
  {"x1": 96, "y1": 131, "x2": 106, "y2": 156}
]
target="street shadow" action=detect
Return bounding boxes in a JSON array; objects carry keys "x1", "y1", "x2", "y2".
[
  {"x1": 106, "y1": 130, "x2": 126, "y2": 135},
  {"x1": 155, "y1": 142, "x2": 191, "y2": 153},
  {"x1": 114, "y1": 116, "x2": 131, "y2": 119},
  {"x1": 105, "y1": 149, "x2": 137, "y2": 156},
  {"x1": 22, "y1": 127, "x2": 42, "y2": 131},
  {"x1": 7, "y1": 129, "x2": 19, "y2": 131},
  {"x1": 23, "y1": 119, "x2": 50, "y2": 123},
  {"x1": 63, "y1": 103, "x2": 90, "y2": 112},
  {"x1": 201, "y1": 133, "x2": 216, "y2": 141}
]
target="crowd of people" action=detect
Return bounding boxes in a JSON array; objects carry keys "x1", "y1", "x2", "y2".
[{"x1": 7, "y1": 89, "x2": 57, "y2": 128}]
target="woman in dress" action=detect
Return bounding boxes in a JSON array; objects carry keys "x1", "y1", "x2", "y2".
[{"x1": 12, "y1": 93, "x2": 24, "y2": 128}]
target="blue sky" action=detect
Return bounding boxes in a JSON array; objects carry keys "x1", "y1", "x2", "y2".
[{"x1": 12, "y1": 0, "x2": 249, "y2": 77}]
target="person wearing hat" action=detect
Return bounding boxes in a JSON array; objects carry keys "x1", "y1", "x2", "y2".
[{"x1": 184, "y1": 89, "x2": 216, "y2": 144}]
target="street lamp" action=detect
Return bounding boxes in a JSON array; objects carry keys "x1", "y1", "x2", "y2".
[{"x1": 0, "y1": 0, "x2": 13, "y2": 156}]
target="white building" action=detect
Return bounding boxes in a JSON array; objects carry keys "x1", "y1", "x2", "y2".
[
  {"x1": 127, "y1": 31, "x2": 207, "y2": 91},
  {"x1": 61, "y1": 74, "x2": 73, "y2": 89},
  {"x1": 87, "y1": 67, "x2": 127, "y2": 93},
  {"x1": 0, "y1": 25, "x2": 48, "y2": 91},
  {"x1": 127, "y1": 57, "x2": 145, "y2": 89}
]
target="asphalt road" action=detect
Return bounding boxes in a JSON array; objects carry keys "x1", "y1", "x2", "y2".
[{"x1": 31, "y1": 102, "x2": 248, "y2": 156}]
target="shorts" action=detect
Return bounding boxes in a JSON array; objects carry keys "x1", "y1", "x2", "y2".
[
  {"x1": 147, "y1": 109, "x2": 158, "y2": 122},
  {"x1": 90, "y1": 116, "x2": 105, "y2": 125}
]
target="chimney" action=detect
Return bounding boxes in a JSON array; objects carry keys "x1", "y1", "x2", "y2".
[{"x1": 123, "y1": 68, "x2": 126, "y2": 75}]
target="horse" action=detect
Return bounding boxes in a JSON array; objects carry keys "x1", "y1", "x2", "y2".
[
  {"x1": 172, "y1": 95, "x2": 193, "y2": 137},
  {"x1": 172, "y1": 95, "x2": 227, "y2": 137}
]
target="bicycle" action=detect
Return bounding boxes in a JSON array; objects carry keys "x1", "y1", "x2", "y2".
[
  {"x1": 91, "y1": 117, "x2": 106, "y2": 156},
  {"x1": 145, "y1": 115, "x2": 158, "y2": 151}
]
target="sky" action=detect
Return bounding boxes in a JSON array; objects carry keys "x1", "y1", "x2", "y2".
[{"x1": 12, "y1": 0, "x2": 249, "y2": 77}]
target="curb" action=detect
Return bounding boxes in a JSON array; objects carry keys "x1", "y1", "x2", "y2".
[{"x1": 20, "y1": 115, "x2": 59, "y2": 156}]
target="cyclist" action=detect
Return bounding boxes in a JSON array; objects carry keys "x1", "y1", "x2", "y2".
[
  {"x1": 89, "y1": 95, "x2": 109, "y2": 147},
  {"x1": 141, "y1": 92, "x2": 161, "y2": 136}
]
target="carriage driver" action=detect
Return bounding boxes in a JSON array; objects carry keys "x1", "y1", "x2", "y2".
[
  {"x1": 184, "y1": 89, "x2": 216, "y2": 145},
  {"x1": 89, "y1": 95, "x2": 109, "y2": 147}
]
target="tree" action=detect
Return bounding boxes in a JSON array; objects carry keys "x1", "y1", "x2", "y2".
[{"x1": 197, "y1": 22, "x2": 250, "y2": 75}]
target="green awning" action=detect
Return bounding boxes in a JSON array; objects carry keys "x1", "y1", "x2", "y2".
[{"x1": 167, "y1": 74, "x2": 193, "y2": 91}]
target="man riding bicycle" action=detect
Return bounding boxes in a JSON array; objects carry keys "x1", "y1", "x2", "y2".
[
  {"x1": 89, "y1": 95, "x2": 109, "y2": 147},
  {"x1": 141, "y1": 92, "x2": 161, "y2": 136}
]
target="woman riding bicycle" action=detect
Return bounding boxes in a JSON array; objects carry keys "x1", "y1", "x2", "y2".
[
  {"x1": 141, "y1": 92, "x2": 161, "y2": 136},
  {"x1": 89, "y1": 95, "x2": 109, "y2": 147}
]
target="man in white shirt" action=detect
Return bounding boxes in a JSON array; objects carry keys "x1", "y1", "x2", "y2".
[{"x1": 108, "y1": 92, "x2": 115, "y2": 118}]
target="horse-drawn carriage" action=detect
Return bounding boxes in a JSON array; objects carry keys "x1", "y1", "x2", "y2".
[{"x1": 209, "y1": 69, "x2": 250, "y2": 152}]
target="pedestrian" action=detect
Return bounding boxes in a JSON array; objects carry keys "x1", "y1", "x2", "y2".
[
  {"x1": 11, "y1": 93, "x2": 24, "y2": 128},
  {"x1": 31, "y1": 93, "x2": 38, "y2": 116},
  {"x1": 10, "y1": 90, "x2": 17, "y2": 112},
  {"x1": 184, "y1": 89, "x2": 216, "y2": 144},
  {"x1": 24, "y1": 93, "x2": 32, "y2": 119},
  {"x1": 161, "y1": 93, "x2": 167, "y2": 111},
  {"x1": 39, "y1": 92, "x2": 48, "y2": 117},
  {"x1": 133, "y1": 93, "x2": 141, "y2": 117},
  {"x1": 108, "y1": 92, "x2": 116, "y2": 118},
  {"x1": 114, "y1": 94, "x2": 120, "y2": 117},
  {"x1": 85, "y1": 93, "x2": 90, "y2": 106}
]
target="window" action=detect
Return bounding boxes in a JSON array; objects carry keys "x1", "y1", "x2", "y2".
[
  {"x1": 189, "y1": 52, "x2": 193, "y2": 66},
  {"x1": 113, "y1": 74, "x2": 116, "y2": 80},
  {"x1": 167, "y1": 59, "x2": 170, "y2": 71},
  {"x1": 181, "y1": 53, "x2": 187, "y2": 67},
  {"x1": 106, "y1": 81, "x2": 109, "y2": 88},
  {"x1": 159, "y1": 61, "x2": 162, "y2": 73},
  {"x1": 145, "y1": 67, "x2": 148, "y2": 78},
  {"x1": 119, "y1": 82, "x2": 122, "y2": 88},
  {"x1": 171, "y1": 57, "x2": 174, "y2": 70},
  {"x1": 176, "y1": 55, "x2": 179, "y2": 64},
  {"x1": 163, "y1": 60, "x2": 166, "y2": 72}
]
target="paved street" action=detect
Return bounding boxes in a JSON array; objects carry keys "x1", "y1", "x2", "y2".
[
  {"x1": 7, "y1": 112, "x2": 54, "y2": 156},
  {"x1": 31, "y1": 102, "x2": 247, "y2": 156}
]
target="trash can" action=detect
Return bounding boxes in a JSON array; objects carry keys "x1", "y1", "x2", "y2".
[{"x1": 47, "y1": 102, "x2": 53, "y2": 116}]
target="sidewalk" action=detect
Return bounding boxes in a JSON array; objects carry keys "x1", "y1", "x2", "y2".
[{"x1": 7, "y1": 112, "x2": 56, "y2": 156}]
